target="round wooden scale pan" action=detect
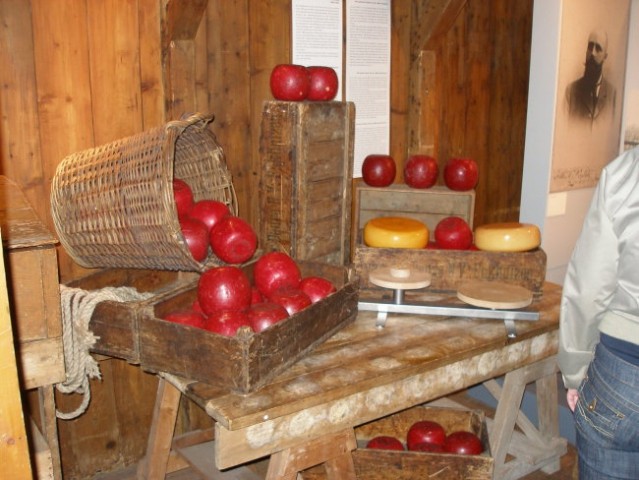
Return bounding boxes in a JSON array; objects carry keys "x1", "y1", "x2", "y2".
[
  {"x1": 368, "y1": 268, "x2": 431, "y2": 290},
  {"x1": 456, "y1": 280, "x2": 533, "y2": 310}
]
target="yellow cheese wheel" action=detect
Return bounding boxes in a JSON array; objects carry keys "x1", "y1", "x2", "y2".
[
  {"x1": 364, "y1": 217, "x2": 429, "y2": 249},
  {"x1": 474, "y1": 222, "x2": 541, "y2": 252}
]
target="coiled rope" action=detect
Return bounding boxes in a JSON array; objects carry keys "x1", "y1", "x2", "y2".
[{"x1": 56, "y1": 285, "x2": 152, "y2": 420}]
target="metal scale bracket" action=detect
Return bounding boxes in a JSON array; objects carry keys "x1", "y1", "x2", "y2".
[{"x1": 358, "y1": 268, "x2": 540, "y2": 339}]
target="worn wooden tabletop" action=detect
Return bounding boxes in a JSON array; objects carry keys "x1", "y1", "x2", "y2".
[{"x1": 163, "y1": 282, "x2": 562, "y2": 469}]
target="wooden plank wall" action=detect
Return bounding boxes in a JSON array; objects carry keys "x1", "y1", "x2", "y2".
[
  {"x1": 408, "y1": 0, "x2": 533, "y2": 224},
  {"x1": 0, "y1": 0, "x2": 532, "y2": 477}
]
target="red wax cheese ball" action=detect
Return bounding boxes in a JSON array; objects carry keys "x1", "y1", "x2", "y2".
[
  {"x1": 409, "y1": 442, "x2": 445, "y2": 453},
  {"x1": 173, "y1": 178, "x2": 194, "y2": 218},
  {"x1": 366, "y1": 436, "x2": 405, "y2": 451},
  {"x1": 443, "y1": 431, "x2": 483, "y2": 455},
  {"x1": 248, "y1": 302, "x2": 289, "y2": 333},
  {"x1": 205, "y1": 309, "x2": 251, "y2": 337},
  {"x1": 253, "y1": 251, "x2": 302, "y2": 298},
  {"x1": 179, "y1": 217, "x2": 210, "y2": 262},
  {"x1": 434, "y1": 216, "x2": 473, "y2": 250},
  {"x1": 270, "y1": 64, "x2": 310, "y2": 101},
  {"x1": 299, "y1": 276, "x2": 337, "y2": 303},
  {"x1": 362, "y1": 154, "x2": 396, "y2": 187},
  {"x1": 197, "y1": 266, "x2": 252, "y2": 316},
  {"x1": 406, "y1": 420, "x2": 447, "y2": 450},
  {"x1": 404, "y1": 154, "x2": 439, "y2": 189},
  {"x1": 443, "y1": 157, "x2": 479, "y2": 191},
  {"x1": 307, "y1": 66, "x2": 339, "y2": 101},
  {"x1": 188, "y1": 200, "x2": 230, "y2": 232},
  {"x1": 192, "y1": 299, "x2": 204, "y2": 313},
  {"x1": 162, "y1": 310, "x2": 206, "y2": 329},
  {"x1": 269, "y1": 287, "x2": 312, "y2": 316},
  {"x1": 251, "y1": 286, "x2": 264, "y2": 305},
  {"x1": 209, "y1": 216, "x2": 258, "y2": 264}
]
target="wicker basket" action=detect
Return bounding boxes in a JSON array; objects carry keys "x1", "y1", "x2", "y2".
[{"x1": 51, "y1": 113, "x2": 238, "y2": 272}]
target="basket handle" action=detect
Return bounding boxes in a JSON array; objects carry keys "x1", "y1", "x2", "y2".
[{"x1": 166, "y1": 112, "x2": 215, "y2": 135}]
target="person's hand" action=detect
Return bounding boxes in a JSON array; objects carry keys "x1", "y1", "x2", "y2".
[{"x1": 567, "y1": 388, "x2": 579, "y2": 412}]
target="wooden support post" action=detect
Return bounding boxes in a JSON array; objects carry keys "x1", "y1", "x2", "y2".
[
  {"x1": 323, "y1": 450, "x2": 358, "y2": 480},
  {"x1": 536, "y1": 366, "x2": 561, "y2": 474},
  {"x1": 486, "y1": 356, "x2": 566, "y2": 480},
  {"x1": 137, "y1": 378, "x2": 182, "y2": 480},
  {"x1": 39, "y1": 386, "x2": 62, "y2": 480},
  {"x1": 265, "y1": 428, "x2": 357, "y2": 480},
  {"x1": 489, "y1": 370, "x2": 526, "y2": 470}
]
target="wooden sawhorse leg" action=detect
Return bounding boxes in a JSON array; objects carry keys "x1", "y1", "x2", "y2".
[
  {"x1": 265, "y1": 428, "x2": 357, "y2": 480},
  {"x1": 138, "y1": 377, "x2": 357, "y2": 480},
  {"x1": 137, "y1": 377, "x2": 182, "y2": 480},
  {"x1": 487, "y1": 355, "x2": 567, "y2": 480}
]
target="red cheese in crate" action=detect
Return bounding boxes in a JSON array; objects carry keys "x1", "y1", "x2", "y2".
[
  {"x1": 81, "y1": 261, "x2": 358, "y2": 394},
  {"x1": 353, "y1": 405, "x2": 493, "y2": 479},
  {"x1": 351, "y1": 180, "x2": 546, "y2": 295}
]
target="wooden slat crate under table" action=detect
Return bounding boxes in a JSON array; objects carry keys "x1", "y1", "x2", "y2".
[
  {"x1": 76, "y1": 262, "x2": 358, "y2": 393},
  {"x1": 259, "y1": 100, "x2": 355, "y2": 266},
  {"x1": 303, "y1": 404, "x2": 493, "y2": 480}
]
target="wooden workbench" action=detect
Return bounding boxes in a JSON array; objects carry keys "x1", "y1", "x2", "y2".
[
  {"x1": 0, "y1": 176, "x2": 64, "y2": 480},
  {"x1": 138, "y1": 282, "x2": 565, "y2": 480}
]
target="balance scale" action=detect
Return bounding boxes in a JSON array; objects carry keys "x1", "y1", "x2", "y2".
[{"x1": 357, "y1": 267, "x2": 540, "y2": 339}]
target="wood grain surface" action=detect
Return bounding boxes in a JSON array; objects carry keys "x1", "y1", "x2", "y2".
[{"x1": 259, "y1": 101, "x2": 355, "y2": 266}]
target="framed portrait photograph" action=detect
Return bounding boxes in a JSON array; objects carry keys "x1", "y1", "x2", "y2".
[{"x1": 550, "y1": 0, "x2": 631, "y2": 192}]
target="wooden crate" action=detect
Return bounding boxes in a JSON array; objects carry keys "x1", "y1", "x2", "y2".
[
  {"x1": 352, "y1": 405, "x2": 493, "y2": 479},
  {"x1": 259, "y1": 100, "x2": 355, "y2": 266},
  {"x1": 351, "y1": 180, "x2": 476, "y2": 259},
  {"x1": 69, "y1": 269, "x2": 199, "y2": 363},
  {"x1": 0, "y1": 176, "x2": 64, "y2": 390},
  {"x1": 353, "y1": 246, "x2": 547, "y2": 296},
  {"x1": 350, "y1": 179, "x2": 546, "y2": 294},
  {"x1": 77, "y1": 262, "x2": 358, "y2": 393},
  {"x1": 302, "y1": 405, "x2": 493, "y2": 480}
]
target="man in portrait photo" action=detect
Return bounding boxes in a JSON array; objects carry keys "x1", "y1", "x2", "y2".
[
  {"x1": 565, "y1": 29, "x2": 617, "y2": 124},
  {"x1": 551, "y1": 0, "x2": 630, "y2": 193}
]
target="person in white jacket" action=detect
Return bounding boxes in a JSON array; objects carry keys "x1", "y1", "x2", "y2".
[{"x1": 558, "y1": 146, "x2": 639, "y2": 479}]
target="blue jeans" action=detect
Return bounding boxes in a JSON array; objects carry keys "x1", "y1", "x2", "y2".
[{"x1": 574, "y1": 342, "x2": 639, "y2": 479}]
